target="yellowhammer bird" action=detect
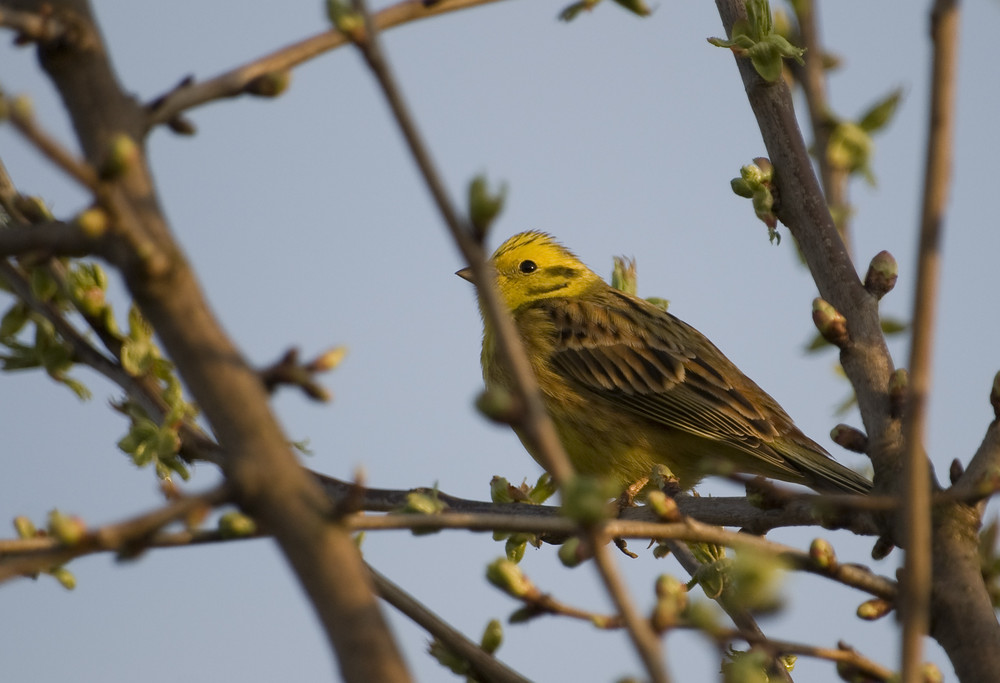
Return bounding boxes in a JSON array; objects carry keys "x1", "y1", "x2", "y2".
[{"x1": 458, "y1": 231, "x2": 871, "y2": 494}]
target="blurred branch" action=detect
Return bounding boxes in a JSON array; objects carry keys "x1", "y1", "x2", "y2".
[
  {"x1": 1, "y1": 1, "x2": 411, "y2": 679},
  {"x1": 0, "y1": 219, "x2": 105, "y2": 257},
  {"x1": 144, "y1": 0, "x2": 508, "y2": 130},
  {"x1": 666, "y1": 539, "x2": 792, "y2": 682},
  {"x1": 899, "y1": 0, "x2": 958, "y2": 678},
  {"x1": 713, "y1": 0, "x2": 898, "y2": 488},
  {"x1": 369, "y1": 565, "x2": 533, "y2": 683},
  {"x1": 788, "y1": 0, "x2": 851, "y2": 251},
  {"x1": 0, "y1": 4, "x2": 74, "y2": 42},
  {"x1": 4, "y1": 91, "x2": 99, "y2": 190},
  {"x1": 0, "y1": 484, "x2": 230, "y2": 582},
  {"x1": 347, "y1": 0, "x2": 670, "y2": 677},
  {"x1": 708, "y1": 627, "x2": 895, "y2": 681},
  {"x1": 0, "y1": 504, "x2": 899, "y2": 598}
]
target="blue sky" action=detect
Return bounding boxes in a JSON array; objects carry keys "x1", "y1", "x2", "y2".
[{"x1": 2, "y1": 1, "x2": 999, "y2": 681}]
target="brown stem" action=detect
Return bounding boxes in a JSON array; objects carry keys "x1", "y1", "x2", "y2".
[
  {"x1": 790, "y1": 0, "x2": 851, "y2": 252},
  {"x1": 144, "y1": 0, "x2": 509, "y2": 130},
  {"x1": 897, "y1": 0, "x2": 961, "y2": 674},
  {"x1": 3, "y1": 1, "x2": 411, "y2": 680}
]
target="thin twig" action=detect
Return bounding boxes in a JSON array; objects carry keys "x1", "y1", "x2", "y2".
[
  {"x1": 591, "y1": 536, "x2": 672, "y2": 683},
  {"x1": 790, "y1": 0, "x2": 851, "y2": 252},
  {"x1": 369, "y1": 565, "x2": 533, "y2": 683},
  {"x1": 145, "y1": 0, "x2": 509, "y2": 129},
  {"x1": 666, "y1": 540, "x2": 793, "y2": 682},
  {"x1": 345, "y1": 0, "x2": 573, "y2": 485},
  {"x1": 6, "y1": 95, "x2": 99, "y2": 190},
  {"x1": 3, "y1": 507, "x2": 898, "y2": 599},
  {"x1": 0, "y1": 5, "x2": 73, "y2": 43},
  {"x1": 707, "y1": 628, "x2": 895, "y2": 681},
  {"x1": 0, "y1": 219, "x2": 104, "y2": 257},
  {"x1": 346, "y1": 4, "x2": 668, "y2": 679},
  {"x1": 898, "y1": 1, "x2": 960, "y2": 680},
  {"x1": 0, "y1": 484, "x2": 230, "y2": 582}
]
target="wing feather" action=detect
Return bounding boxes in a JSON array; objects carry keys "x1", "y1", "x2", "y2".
[{"x1": 542, "y1": 291, "x2": 797, "y2": 472}]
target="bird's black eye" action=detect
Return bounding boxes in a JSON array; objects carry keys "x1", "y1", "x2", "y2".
[{"x1": 519, "y1": 260, "x2": 537, "y2": 274}]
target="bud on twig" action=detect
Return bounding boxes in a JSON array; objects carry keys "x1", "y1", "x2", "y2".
[
  {"x1": 100, "y1": 133, "x2": 140, "y2": 180},
  {"x1": 830, "y1": 424, "x2": 868, "y2": 454},
  {"x1": 871, "y1": 535, "x2": 895, "y2": 560},
  {"x1": 486, "y1": 558, "x2": 537, "y2": 600},
  {"x1": 949, "y1": 458, "x2": 965, "y2": 485},
  {"x1": 809, "y1": 538, "x2": 838, "y2": 570},
  {"x1": 812, "y1": 298, "x2": 849, "y2": 348},
  {"x1": 889, "y1": 368, "x2": 909, "y2": 419},
  {"x1": 856, "y1": 598, "x2": 893, "y2": 621},
  {"x1": 863, "y1": 250, "x2": 898, "y2": 299},
  {"x1": 244, "y1": 70, "x2": 292, "y2": 98},
  {"x1": 645, "y1": 490, "x2": 681, "y2": 521}
]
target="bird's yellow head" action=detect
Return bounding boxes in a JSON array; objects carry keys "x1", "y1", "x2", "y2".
[{"x1": 466, "y1": 232, "x2": 604, "y2": 311}]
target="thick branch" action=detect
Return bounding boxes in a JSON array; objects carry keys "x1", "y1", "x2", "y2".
[
  {"x1": 2, "y1": 1, "x2": 411, "y2": 680},
  {"x1": 714, "y1": 0, "x2": 899, "y2": 489},
  {"x1": 369, "y1": 565, "x2": 532, "y2": 683}
]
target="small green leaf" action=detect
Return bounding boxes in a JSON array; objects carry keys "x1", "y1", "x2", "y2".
[
  {"x1": 610, "y1": 256, "x2": 637, "y2": 295},
  {"x1": 611, "y1": 0, "x2": 651, "y2": 16},
  {"x1": 480, "y1": 619, "x2": 503, "y2": 655},
  {"x1": 859, "y1": 88, "x2": 904, "y2": 132},
  {"x1": 29, "y1": 268, "x2": 58, "y2": 302},
  {"x1": 467, "y1": 174, "x2": 507, "y2": 239},
  {"x1": 559, "y1": 0, "x2": 600, "y2": 21},
  {"x1": 881, "y1": 316, "x2": 907, "y2": 336},
  {"x1": 0, "y1": 303, "x2": 30, "y2": 340}
]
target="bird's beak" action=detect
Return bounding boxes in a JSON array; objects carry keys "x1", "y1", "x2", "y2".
[{"x1": 455, "y1": 267, "x2": 474, "y2": 282}]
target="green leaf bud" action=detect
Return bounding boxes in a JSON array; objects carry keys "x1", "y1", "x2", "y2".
[
  {"x1": 505, "y1": 536, "x2": 527, "y2": 563},
  {"x1": 730, "y1": 177, "x2": 754, "y2": 198},
  {"x1": 812, "y1": 297, "x2": 849, "y2": 348},
  {"x1": 468, "y1": 174, "x2": 507, "y2": 241},
  {"x1": 610, "y1": 256, "x2": 637, "y2": 295},
  {"x1": 645, "y1": 490, "x2": 680, "y2": 521},
  {"x1": 100, "y1": 133, "x2": 140, "y2": 180},
  {"x1": 218, "y1": 511, "x2": 258, "y2": 538},
  {"x1": 856, "y1": 598, "x2": 893, "y2": 620},
  {"x1": 559, "y1": 475, "x2": 617, "y2": 526},
  {"x1": 47, "y1": 509, "x2": 86, "y2": 546},
  {"x1": 557, "y1": 536, "x2": 587, "y2": 567},
  {"x1": 808, "y1": 538, "x2": 837, "y2": 569},
  {"x1": 864, "y1": 250, "x2": 898, "y2": 299},
  {"x1": 479, "y1": 619, "x2": 503, "y2": 654},
  {"x1": 485, "y1": 558, "x2": 536, "y2": 599},
  {"x1": 13, "y1": 515, "x2": 37, "y2": 539},
  {"x1": 50, "y1": 566, "x2": 77, "y2": 591},
  {"x1": 244, "y1": 70, "x2": 292, "y2": 98}
]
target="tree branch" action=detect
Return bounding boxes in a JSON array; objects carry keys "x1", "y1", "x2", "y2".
[
  {"x1": 0, "y1": 484, "x2": 229, "y2": 582},
  {"x1": 789, "y1": 0, "x2": 852, "y2": 252},
  {"x1": 369, "y1": 565, "x2": 533, "y2": 683},
  {"x1": 2, "y1": 2, "x2": 412, "y2": 680},
  {"x1": 144, "y1": 0, "x2": 509, "y2": 130},
  {"x1": 898, "y1": 0, "x2": 960, "y2": 677},
  {"x1": 713, "y1": 0, "x2": 899, "y2": 490}
]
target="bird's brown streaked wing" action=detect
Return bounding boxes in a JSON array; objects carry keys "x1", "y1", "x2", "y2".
[{"x1": 544, "y1": 294, "x2": 803, "y2": 473}]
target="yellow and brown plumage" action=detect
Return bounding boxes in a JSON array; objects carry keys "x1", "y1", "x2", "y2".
[{"x1": 460, "y1": 231, "x2": 870, "y2": 494}]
